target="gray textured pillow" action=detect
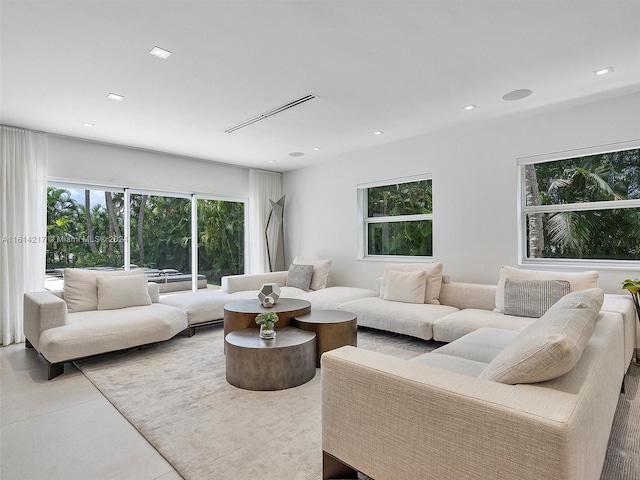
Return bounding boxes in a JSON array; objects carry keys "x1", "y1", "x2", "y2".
[
  {"x1": 479, "y1": 288, "x2": 604, "y2": 385},
  {"x1": 504, "y1": 279, "x2": 570, "y2": 318},
  {"x1": 286, "y1": 264, "x2": 314, "y2": 290}
]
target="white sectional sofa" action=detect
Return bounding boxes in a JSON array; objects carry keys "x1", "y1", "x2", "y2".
[
  {"x1": 24, "y1": 269, "x2": 187, "y2": 379},
  {"x1": 321, "y1": 288, "x2": 625, "y2": 480},
  {"x1": 160, "y1": 262, "x2": 638, "y2": 372}
]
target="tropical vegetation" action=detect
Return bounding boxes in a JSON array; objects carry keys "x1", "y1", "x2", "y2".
[
  {"x1": 524, "y1": 148, "x2": 640, "y2": 261},
  {"x1": 46, "y1": 188, "x2": 244, "y2": 284}
]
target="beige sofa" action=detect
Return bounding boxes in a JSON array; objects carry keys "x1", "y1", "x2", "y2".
[
  {"x1": 322, "y1": 289, "x2": 625, "y2": 480},
  {"x1": 24, "y1": 269, "x2": 187, "y2": 379},
  {"x1": 163, "y1": 263, "x2": 638, "y2": 371}
]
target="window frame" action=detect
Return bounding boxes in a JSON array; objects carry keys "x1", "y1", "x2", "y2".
[
  {"x1": 357, "y1": 174, "x2": 434, "y2": 262},
  {"x1": 517, "y1": 140, "x2": 640, "y2": 269},
  {"x1": 45, "y1": 180, "x2": 248, "y2": 290}
]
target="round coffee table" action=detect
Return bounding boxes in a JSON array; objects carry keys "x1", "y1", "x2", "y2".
[
  {"x1": 293, "y1": 310, "x2": 358, "y2": 367},
  {"x1": 223, "y1": 298, "x2": 311, "y2": 340},
  {"x1": 225, "y1": 326, "x2": 316, "y2": 391}
]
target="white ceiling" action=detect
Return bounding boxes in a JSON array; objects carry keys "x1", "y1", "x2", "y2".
[{"x1": 2, "y1": 1, "x2": 640, "y2": 172}]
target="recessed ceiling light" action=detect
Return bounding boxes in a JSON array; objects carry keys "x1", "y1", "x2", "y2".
[
  {"x1": 313, "y1": 147, "x2": 321, "y2": 151},
  {"x1": 594, "y1": 67, "x2": 613, "y2": 76},
  {"x1": 502, "y1": 89, "x2": 532, "y2": 101},
  {"x1": 107, "y1": 93, "x2": 124, "y2": 101},
  {"x1": 288, "y1": 152, "x2": 305, "y2": 157},
  {"x1": 268, "y1": 160, "x2": 276, "y2": 163},
  {"x1": 82, "y1": 123, "x2": 94, "y2": 127},
  {"x1": 373, "y1": 131, "x2": 384, "y2": 135},
  {"x1": 463, "y1": 104, "x2": 477, "y2": 110},
  {"x1": 149, "y1": 46, "x2": 172, "y2": 59}
]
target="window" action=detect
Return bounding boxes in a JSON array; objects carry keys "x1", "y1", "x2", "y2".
[
  {"x1": 46, "y1": 184, "x2": 125, "y2": 271},
  {"x1": 520, "y1": 144, "x2": 640, "y2": 265},
  {"x1": 358, "y1": 175, "x2": 433, "y2": 259},
  {"x1": 46, "y1": 182, "x2": 246, "y2": 290}
]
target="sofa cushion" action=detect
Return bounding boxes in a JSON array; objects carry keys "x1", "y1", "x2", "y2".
[
  {"x1": 379, "y1": 263, "x2": 443, "y2": 305},
  {"x1": 286, "y1": 264, "x2": 314, "y2": 290},
  {"x1": 432, "y1": 309, "x2": 534, "y2": 343},
  {"x1": 160, "y1": 290, "x2": 233, "y2": 325},
  {"x1": 479, "y1": 288, "x2": 604, "y2": 384},
  {"x1": 494, "y1": 265, "x2": 598, "y2": 313},
  {"x1": 297, "y1": 286, "x2": 377, "y2": 310},
  {"x1": 338, "y1": 297, "x2": 458, "y2": 340},
  {"x1": 503, "y1": 278, "x2": 570, "y2": 318},
  {"x1": 382, "y1": 269, "x2": 426, "y2": 304},
  {"x1": 39, "y1": 304, "x2": 187, "y2": 364},
  {"x1": 409, "y1": 352, "x2": 487, "y2": 377},
  {"x1": 97, "y1": 274, "x2": 152, "y2": 310},
  {"x1": 293, "y1": 256, "x2": 332, "y2": 290},
  {"x1": 433, "y1": 327, "x2": 519, "y2": 364},
  {"x1": 64, "y1": 268, "x2": 144, "y2": 313}
]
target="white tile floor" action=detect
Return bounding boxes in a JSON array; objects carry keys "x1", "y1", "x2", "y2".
[{"x1": 1, "y1": 343, "x2": 183, "y2": 480}]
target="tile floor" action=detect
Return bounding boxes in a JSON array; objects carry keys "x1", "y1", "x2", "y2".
[{"x1": 1, "y1": 343, "x2": 183, "y2": 480}]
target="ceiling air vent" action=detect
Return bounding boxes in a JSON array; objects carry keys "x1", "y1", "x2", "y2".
[{"x1": 225, "y1": 93, "x2": 317, "y2": 133}]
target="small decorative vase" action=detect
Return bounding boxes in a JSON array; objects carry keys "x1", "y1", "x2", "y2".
[{"x1": 260, "y1": 322, "x2": 276, "y2": 339}]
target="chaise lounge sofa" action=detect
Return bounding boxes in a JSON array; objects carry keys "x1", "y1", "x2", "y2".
[{"x1": 24, "y1": 268, "x2": 188, "y2": 379}]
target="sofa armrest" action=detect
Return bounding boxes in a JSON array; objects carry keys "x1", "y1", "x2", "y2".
[
  {"x1": 147, "y1": 282, "x2": 160, "y2": 303},
  {"x1": 23, "y1": 291, "x2": 68, "y2": 350},
  {"x1": 439, "y1": 281, "x2": 497, "y2": 310},
  {"x1": 321, "y1": 344, "x2": 616, "y2": 480},
  {"x1": 221, "y1": 271, "x2": 288, "y2": 294}
]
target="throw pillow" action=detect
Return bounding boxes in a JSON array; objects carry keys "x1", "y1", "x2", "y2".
[
  {"x1": 382, "y1": 269, "x2": 427, "y2": 304},
  {"x1": 503, "y1": 279, "x2": 570, "y2": 318},
  {"x1": 286, "y1": 264, "x2": 314, "y2": 290},
  {"x1": 494, "y1": 265, "x2": 598, "y2": 313},
  {"x1": 64, "y1": 268, "x2": 143, "y2": 313},
  {"x1": 97, "y1": 274, "x2": 152, "y2": 310},
  {"x1": 479, "y1": 288, "x2": 604, "y2": 385},
  {"x1": 293, "y1": 256, "x2": 332, "y2": 290},
  {"x1": 379, "y1": 263, "x2": 443, "y2": 305}
]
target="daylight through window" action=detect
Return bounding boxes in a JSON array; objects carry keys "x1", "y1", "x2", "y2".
[
  {"x1": 520, "y1": 145, "x2": 640, "y2": 264},
  {"x1": 359, "y1": 176, "x2": 433, "y2": 258}
]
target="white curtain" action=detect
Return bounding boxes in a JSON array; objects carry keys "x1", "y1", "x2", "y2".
[
  {"x1": 248, "y1": 169, "x2": 283, "y2": 274},
  {"x1": 1, "y1": 126, "x2": 48, "y2": 345}
]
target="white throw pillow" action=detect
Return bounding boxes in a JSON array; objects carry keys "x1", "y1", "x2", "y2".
[
  {"x1": 382, "y1": 269, "x2": 427, "y2": 304},
  {"x1": 379, "y1": 263, "x2": 443, "y2": 305},
  {"x1": 97, "y1": 274, "x2": 152, "y2": 310},
  {"x1": 494, "y1": 265, "x2": 598, "y2": 313},
  {"x1": 479, "y1": 288, "x2": 603, "y2": 384},
  {"x1": 64, "y1": 268, "x2": 143, "y2": 313},
  {"x1": 293, "y1": 256, "x2": 332, "y2": 290}
]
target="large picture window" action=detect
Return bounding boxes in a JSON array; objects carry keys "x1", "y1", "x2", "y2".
[
  {"x1": 520, "y1": 144, "x2": 640, "y2": 265},
  {"x1": 359, "y1": 175, "x2": 433, "y2": 259},
  {"x1": 46, "y1": 182, "x2": 246, "y2": 291}
]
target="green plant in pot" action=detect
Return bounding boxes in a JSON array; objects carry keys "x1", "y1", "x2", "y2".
[
  {"x1": 622, "y1": 278, "x2": 640, "y2": 364},
  {"x1": 256, "y1": 311, "x2": 279, "y2": 339}
]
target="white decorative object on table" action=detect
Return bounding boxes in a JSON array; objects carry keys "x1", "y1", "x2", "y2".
[{"x1": 258, "y1": 283, "x2": 281, "y2": 308}]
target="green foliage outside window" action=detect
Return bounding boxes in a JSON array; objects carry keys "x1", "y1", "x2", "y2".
[
  {"x1": 46, "y1": 187, "x2": 244, "y2": 284},
  {"x1": 366, "y1": 179, "x2": 433, "y2": 257},
  {"x1": 524, "y1": 148, "x2": 640, "y2": 261}
]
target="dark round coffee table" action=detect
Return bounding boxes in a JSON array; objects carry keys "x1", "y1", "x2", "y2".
[
  {"x1": 293, "y1": 310, "x2": 358, "y2": 367},
  {"x1": 225, "y1": 326, "x2": 317, "y2": 390},
  {"x1": 223, "y1": 298, "x2": 312, "y2": 341}
]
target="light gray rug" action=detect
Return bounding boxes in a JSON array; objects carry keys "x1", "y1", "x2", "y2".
[{"x1": 75, "y1": 325, "x2": 639, "y2": 480}]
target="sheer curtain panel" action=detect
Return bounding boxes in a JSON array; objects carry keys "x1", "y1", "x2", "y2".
[
  {"x1": 1, "y1": 126, "x2": 48, "y2": 345},
  {"x1": 248, "y1": 169, "x2": 283, "y2": 274}
]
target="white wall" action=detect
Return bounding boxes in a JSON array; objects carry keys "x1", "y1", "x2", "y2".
[
  {"x1": 47, "y1": 135, "x2": 250, "y2": 198},
  {"x1": 283, "y1": 91, "x2": 640, "y2": 294}
]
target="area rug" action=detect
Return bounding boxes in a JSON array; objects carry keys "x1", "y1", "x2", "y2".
[{"x1": 75, "y1": 325, "x2": 640, "y2": 480}]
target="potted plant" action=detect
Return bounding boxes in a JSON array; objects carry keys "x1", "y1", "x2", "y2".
[
  {"x1": 255, "y1": 311, "x2": 279, "y2": 339},
  {"x1": 622, "y1": 278, "x2": 640, "y2": 364}
]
